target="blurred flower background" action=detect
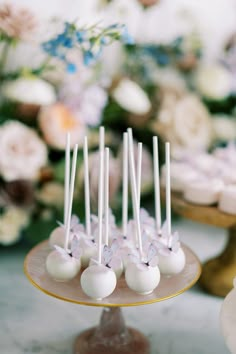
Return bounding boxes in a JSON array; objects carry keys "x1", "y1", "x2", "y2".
[{"x1": 0, "y1": 0, "x2": 236, "y2": 246}]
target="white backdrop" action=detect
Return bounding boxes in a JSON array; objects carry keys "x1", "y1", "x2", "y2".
[{"x1": 1, "y1": 0, "x2": 236, "y2": 60}]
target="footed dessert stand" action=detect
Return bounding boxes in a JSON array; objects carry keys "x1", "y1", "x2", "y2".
[
  {"x1": 169, "y1": 190, "x2": 236, "y2": 297},
  {"x1": 24, "y1": 240, "x2": 201, "y2": 354}
]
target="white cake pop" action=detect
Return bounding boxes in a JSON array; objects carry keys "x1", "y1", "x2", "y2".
[
  {"x1": 81, "y1": 128, "x2": 117, "y2": 299},
  {"x1": 46, "y1": 240, "x2": 81, "y2": 281},
  {"x1": 90, "y1": 241, "x2": 124, "y2": 279},
  {"x1": 93, "y1": 148, "x2": 123, "y2": 279},
  {"x1": 158, "y1": 248, "x2": 186, "y2": 276},
  {"x1": 49, "y1": 216, "x2": 84, "y2": 248},
  {"x1": 154, "y1": 229, "x2": 186, "y2": 276},
  {"x1": 125, "y1": 244, "x2": 160, "y2": 294},
  {"x1": 156, "y1": 142, "x2": 185, "y2": 276},
  {"x1": 125, "y1": 130, "x2": 160, "y2": 295},
  {"x1": 49, "y1": 135, "x2": 84, "y2": 248},
  {"x1": 80, "y1": 237, "x2": 97, "y2": 268},
  {"x1": 46, "y1": 144, "x2": 81, "y2": 281},
  {"x1": 49, "y1": 226, "x2": 65, "y2": 248},
  {"x1": 81, "y1": 264, "x2": 117, "y2": 300},
  {"x1": 115, "y1": 228, "x2": 136, "y2": 270}
]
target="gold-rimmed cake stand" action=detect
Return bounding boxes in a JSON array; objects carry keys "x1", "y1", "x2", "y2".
[
  {"x1": 24, "y1": 240, "x2": 201, "y2": 354},
  {"x1": 169, "y1": 190, "x2": 236, "y2": 297}
]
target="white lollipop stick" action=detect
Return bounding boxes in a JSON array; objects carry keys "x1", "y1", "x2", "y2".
[
  {"x1": 165, "y1": 142, "x2": 171, "y2": 245},
  {"x1": 127, "y1": 128, "x2": 136, "y2": 175},
  {"x1": 64, "y1": 144, "x2": 78, "y2": 252},
  {"x1": 104, "y1": 147, "x2": 109, "y2": 246},
  {"x1": 153, "y1": 136, "x2": 161, "y2": 234},
  {"x1": 83, "y1": 136, "x2": 91, "y2": 237},
  {"x1": 64, "y1": 133, "x2": 70, "y2": 225},
  {"x1": 137, "y1": 142, "x2": 142, "y2": 210},
  {"x1": 128, "y1": 130, "x2": 143, "y2": 257},
  {"x1": 98, "y1": 126, "x2": 105, "y2": 264},
  {"x1": 122, "y1": 133, "x2": 128, "y2": 236},
  {"x1": 127, "y1": 128, "x2": 138, "y2": 245}
]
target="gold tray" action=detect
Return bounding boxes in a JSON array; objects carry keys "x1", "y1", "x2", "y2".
[{"x1": 24, "y1": 240, "x2": 201, "y2": 308}]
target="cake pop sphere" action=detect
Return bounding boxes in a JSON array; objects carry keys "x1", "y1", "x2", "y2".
[
  {"x1": 90, "y1": 242, "x2": 124, "y2": 279},
  {"x1": 112, "y1": 257, "x2": 123, "y2": 279},
  {"x1": 158, "y1": 247, "x2": 186, "y2": 276},
  {"x1": 49, "y1": 226, "x2": 65, "y2": 248},
  {"x1": 49, "y1": 216, "x2": 84, "y2": 248},
  {"x1": 46, "y1": 249, "x2": 81, "y2": 281},
  {"x1": 125, "y1": 243, "x2": 160, "y2": 294},
  {"x1": 80, "y1": 264, "x2": 117, "y2": 300},
  {"x1": 125, "y1": 263, "x2": 160, "y2": 295},
  {"x1": 81, "y1": 242, "x2": 97, "y2": 268},
  {"x1": 220, "y1": 278, "x2": 236, "y2": 354}
]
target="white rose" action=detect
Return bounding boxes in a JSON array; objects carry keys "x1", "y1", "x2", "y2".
[
  {"x1": 1, "y1": 77, "x2": 56, "y2": 105},
  {"x1": 152, "y1": 94, "x2": 213, "y2": 158},
  {"x1": 195, "y1": 64, "x2": 232, "y2": 100},
  {"x1": 0, "y1": 121, "x2": 47, "y2": 181},
  {"x1": 212, "y1": 115, "x2": 236, "y2": 141},
  {"x1": 0, "y1": 207, "x2": 30, "y2": 246},
  {"x1": 153, "y1": 67, "x2": 187, "y2": 92},
  {"x1": 111, "y1": 78, "x2": 151, "y2": 115}
]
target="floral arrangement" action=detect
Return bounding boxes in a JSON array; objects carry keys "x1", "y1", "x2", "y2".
[{"x1": 0, "y1": 1, "x2": 235, "y2": 247}]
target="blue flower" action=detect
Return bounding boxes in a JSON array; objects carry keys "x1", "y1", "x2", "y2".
[
  {"x1": 56, "y1": 33, "x2": 74, "y2": 48},
  {"x1": 66, "y1": 62, "x2": 77, "y2": 73},
  {"x1": 83, "y1": 51, "x2": 95, "y2": 66},
  {"x1": 76, "y1": 30, "x2": 86, "y2": 43},
  {"x1": 41, "y1": 21, "x2": 133, "y2": 69},
  {"x1": 120, "y1": 26, "x2": 134, "y2": 45}
]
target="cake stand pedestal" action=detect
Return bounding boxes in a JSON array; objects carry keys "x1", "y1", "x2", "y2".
[
  {"x1": 74, "y1": 307, "x2": 149, "y2": 354},
  {"x1": 24, "y1": 240, "x2": 201, "y2": 354},
  {"x1": 169, "y1": 190, "x2": 236, "y2": 297}
]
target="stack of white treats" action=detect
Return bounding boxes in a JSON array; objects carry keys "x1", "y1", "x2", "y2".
[
  {"x1": 45, "y1": 127, "x2": 186, "y2": 301},
  {"x1": 161, "y1": 142, "x2": 236, "y2": 215}
]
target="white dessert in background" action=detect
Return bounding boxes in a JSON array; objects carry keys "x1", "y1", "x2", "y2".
[
  {"x1": 161, "y1": 162, "x2": 200, "y2": 192},
  {"x1": 218, "y1": 185, "x2": 236, "y2": 215},
  {"x1": 183, "y1": 178, "x2": 224, "y2": 205},
  {"x1": 221, "y1": 165, "x2": 236, "y2": 185},
  {"x1": 125, "y1": 262, "x2": 160, "y2": 295},
  {"x1": 214, "y1": 142, "x2": 236, "y2": 165},
  {"x1": 80, "y1": 264, "x2": 117, "y2": 300},
  {"x1": 191, "y1": 153, "x2": 218, "y2": 175},
  {"x1": 46, "y1": 248, "x2": 81, "y2": 281}
]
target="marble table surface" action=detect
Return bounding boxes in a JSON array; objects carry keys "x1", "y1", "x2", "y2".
[{"x1": 0, "y1": 219, "x2": 231, "y2": 354}]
